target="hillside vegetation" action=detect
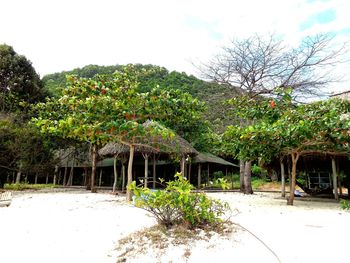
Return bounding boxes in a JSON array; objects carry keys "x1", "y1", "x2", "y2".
[{"x1": 42, "y1": 64, "x2": 238, "y2": 133}]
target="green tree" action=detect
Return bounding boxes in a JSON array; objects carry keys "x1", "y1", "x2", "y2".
[
  {"x1": 0, "y1": 44, "x2": 47, "y2": 112},
  {"x1": 225, "y1": 98, "x2": 350, "y2": 205},
  {"x1": 33, "y1": 65, "x2": 204, "y2": 199}
]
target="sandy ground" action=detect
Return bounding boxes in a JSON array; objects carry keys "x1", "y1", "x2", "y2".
[{"x1": 0, "y1": 189, "x2": 349, "y2": 263}]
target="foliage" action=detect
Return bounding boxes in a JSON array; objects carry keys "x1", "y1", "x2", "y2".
[
  {"x1": 33, "y1": 65, "x2": 205, "y2": 196},
  {"x1": 0, "y1": 44, "x2": 47, "y2": 112},
  {"x1": 214, "y1": 178, "x2": 230, "y2": 190},
  {"x1": 340, "y1": 199, "x2": 350, "y2": 210},
  {"x1": 130, "y1": 173, "x2": 230, "y2": 228},
  {"x1": 42, "y1": 63, "x2": 236, "y2": 142},
  {"x1": 0, "y1": 115, "x2": 56, "y2": 187},
  {"x1": 4, "y1": 183, "x2": 57, "y2": 191}
]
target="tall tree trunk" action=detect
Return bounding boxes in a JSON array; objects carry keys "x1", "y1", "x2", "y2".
[
  {"x1": 63, "y1": 166, "x2": 68, "y2": 186},
  {"x1": 122, "y1": 163, "x2": 126, "y2": 192},
  {"x1": 53, "y1": 166, "x2": 58, "y2": 185},
  {"x1": 239, "y1": 160, "x2": 245, "y2": 192},
  {"x1": 152, "y1": 154, "x2": 156, "y2": 189},
  {"x1": 113, "y1": 157, "x2": 118, "y2": 193},
  {"x1": 126, "y1": 145, "x2": 135, "y2": 201},
  {"x1": 198, "y1": 163, "x2": 202, "y2": 189},
  {"x1": 34, "y1": 173, "x2": 38, "y2": 184},
  {"x1": 16, "y1": 171, "x2": 21, "y2": 184},
  {"x1": 45, "y1": 175, "x2": 49, "y2": 184},
  {"x1": 243, "y1": 161, "x2": 253, "y2": 194},
  {"x1": 331, "y1": 157, "x2": 339, "y2": 200},
  {"x1": 287, "y1": 152, "x2": 299, "y2": 205},
  {"x1": 280, "y1": 160, "x2": 286, "y2": 198},
  {"x1": 91, "y1": 144, "x2": 97, "y2": 193}
]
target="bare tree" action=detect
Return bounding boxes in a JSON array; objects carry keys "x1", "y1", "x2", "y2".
[
  {"x1": 200, "y1": 33, "x2": 348, "y2": 194},
  {"x1": 201, "y1": 33, "x2": 348, "y2": 101}
]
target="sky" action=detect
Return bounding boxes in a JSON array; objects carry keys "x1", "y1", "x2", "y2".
[{"x1": 1, "y1": 0, "x2": 349, "y2": 93}]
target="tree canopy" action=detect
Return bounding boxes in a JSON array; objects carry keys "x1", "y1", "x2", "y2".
[{"x1": 0, "y1": 44, "x2": 47, "y2": 112}]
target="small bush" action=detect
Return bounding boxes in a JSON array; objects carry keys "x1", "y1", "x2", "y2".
[
  {"x1": 4, "y1": 183, "x2": 57, "y2": 191},
  {"x1": 340, "y1": 199, "x2": 350, "y2": 210},
  {"x1": 130, "y1": 173, "x2": 230, "y2": 229}
]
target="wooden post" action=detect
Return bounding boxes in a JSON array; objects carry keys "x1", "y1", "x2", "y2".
[
  {"x1": 188, "y1": 162, "x2": 192, "y2": 183},
  {"x1": 281, "y1": 160, "x2": 286, "y2": 198},
  {"x1": 207, "y1": 163, "x2": 210, "y2": 186},
  {"x1": 198, "y1": 164, "x2": 201, "y2": 188},
  {"x1": 143, "y1": 154, "x2": 149, "y2": 188},
  {"x1": 152, "y1": 154, "x2": 156, "y2": 189},
  {"x1": 331, "y1": 158, "x2": 339, "y2": 200},
  {"x1": 113, "y1": 157, "x2": 118, "y2": 193}
]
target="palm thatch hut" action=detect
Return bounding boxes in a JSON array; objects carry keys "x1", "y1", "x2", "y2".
[{"x1": 99, "y1": 133, "x2": 198, "y2": 190}]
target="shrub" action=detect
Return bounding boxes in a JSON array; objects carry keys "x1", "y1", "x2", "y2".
[
  {"x1": 340, "y1": 199, "x2": 350, "y2": 210},
  {"x1": 130, "y1": 173, "x2": 230, "y2": 229}
]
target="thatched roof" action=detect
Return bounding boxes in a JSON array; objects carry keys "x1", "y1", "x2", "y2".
[
  {"x1": 98, "y1": 135, "x2": 198, "y2": 157},
  {"x1": 193, "y1": 152, "x2": 238, "y2": 167}
]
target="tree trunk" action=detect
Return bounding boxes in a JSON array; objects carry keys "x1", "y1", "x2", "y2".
[
  {"x1": 152, "y1": 154, "x2": 156, "y2": 189},
  {"x1": 99, "y1": 169, "x2": 103, "y2": 187},
  {"x1": 287, "y1": 152, "x2": 299, "y2": 205},
  {"x1": 180, "y1": 155, "x2": 186, "y2": 177},
  {"x1": 53, "y1": 166, "x2": 58, "y2": 185},
  {"x1": 331, "y1": 158, "x2": 339, "y2": 200},
  {"x1": 63, "y1": 166, "x2": 68, "y2": 186},
  {"x1": 113, "y1": 157, "x2": 118, "y2": 193},
  {"x1": 198, "y1": 164, "x2": 201, "y2": 189},
  {"x1": 16, "y1": 171, "x2": 21, "y2": 184},
  {"x1": 243, "y1": 161, "x2": 253, "y2": 194},
  {"x1": 126, "y1": 145, "x2": 135, "y2": 201},
  {"x1": 280, "y1": 160, "x2": 286, "y2": 198},
  {"x1": 91, "y1": 144, "x2": 97, "y2": 193},
  {"x1": 34, "y1": 173, "x2": 38, "y2": 184},
  {"x1": 46, "y1": 175, "x2": 49, "y2": 184},
  {"x1": 239, "y1": 160, "x2": 245, "y2": 192},
  {"x1": 122, "y1": 163, "x2": 126, "y2": 192}
]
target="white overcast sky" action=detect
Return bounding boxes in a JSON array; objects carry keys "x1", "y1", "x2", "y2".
[{"x1": 1, "y1": 0, "x2": 349, "y2": 93}]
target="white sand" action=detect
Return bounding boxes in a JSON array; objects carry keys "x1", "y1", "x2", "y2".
[{"x1": 0, "y1": 190, "x2": 349, "y2": 263}]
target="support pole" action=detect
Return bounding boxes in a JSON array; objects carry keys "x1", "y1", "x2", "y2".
[
  {"x1": 113, "y1": 157, "x2": 118, "y2": 193},
  {"x1": 152, "y1": 154, "x2": 156, "y2": 189},
  {"x1": 198, "y1": 164, "x2": 201, "y2": 189}
]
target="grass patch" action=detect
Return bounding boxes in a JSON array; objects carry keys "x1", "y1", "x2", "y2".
[
  {"x1": 116, "y1": 222, "x2": 235, "y2": 262},
  {"x1": 4, "y1": 183, "x2": 58, "y2": 191}
]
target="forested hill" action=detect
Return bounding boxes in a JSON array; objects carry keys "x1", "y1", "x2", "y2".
[{"x1": 42, "y1": 64, "x2": 238, "y2": 132}]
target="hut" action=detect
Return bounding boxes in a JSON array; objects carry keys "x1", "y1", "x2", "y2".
[
  {"x1": 192, "y1": 152, "x2": 239, "y2": 188},
  {"x1": 98, "y1": 133, "x2": 198, "y2": 190}
]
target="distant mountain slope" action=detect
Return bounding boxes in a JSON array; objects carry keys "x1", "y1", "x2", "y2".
[{"x1": 42, "y1": 64, "x2": 239, "y2": 132}]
